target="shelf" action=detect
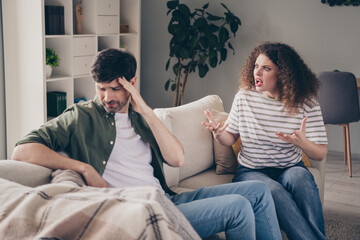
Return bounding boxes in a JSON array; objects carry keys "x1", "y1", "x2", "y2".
[
  {"x1": 46, "y1": 75, "x2": 72, "y2": 82},
  {"x1": 3, "y1": 0, "x2": 141, "y2": 157},
  {"x1": 45, "y1": 34, "x2": 73, "y2": 39}
]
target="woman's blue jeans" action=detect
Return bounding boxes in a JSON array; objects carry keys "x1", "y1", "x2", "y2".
[
  {"x1": 168, "y1": 180, "x2": 282, "y2": 240},
  {"x1": 233, "y1": 161, "x2": 327, "y2": 240}
]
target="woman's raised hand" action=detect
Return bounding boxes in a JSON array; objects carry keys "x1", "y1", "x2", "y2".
[{"x1": 202, "y1": 110, "x2": 229, "y2": 137}]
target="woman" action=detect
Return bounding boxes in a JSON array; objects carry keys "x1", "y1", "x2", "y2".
[{"x1": 203, "y1": 42, "x2": 328, "y2": 240}]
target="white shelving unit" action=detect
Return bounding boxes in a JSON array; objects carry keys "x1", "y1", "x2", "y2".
[{"x1": 2, "y1": 0, "x2": 141, "y2": 157}]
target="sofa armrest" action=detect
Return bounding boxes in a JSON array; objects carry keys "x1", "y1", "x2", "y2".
[
  {"x1": 308, "y1": 157, "x2": 326, "y2": 203},
  {"x1": 0, "y1": 160, "x2": 52, "y2": 187}
]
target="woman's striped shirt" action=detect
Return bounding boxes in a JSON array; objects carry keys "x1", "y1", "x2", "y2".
[{"x1": 225, "y1": 88, "x2": 328, "y2": 169}]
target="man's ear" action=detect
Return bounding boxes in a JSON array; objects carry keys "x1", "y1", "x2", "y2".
[{"x1": 130, "y1": 77, "x2": 136, "y2": 86}]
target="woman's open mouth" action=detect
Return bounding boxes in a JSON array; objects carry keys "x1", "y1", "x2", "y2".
[{"x1": 255, "y1": 78, "x2": 263, "y2": 87}]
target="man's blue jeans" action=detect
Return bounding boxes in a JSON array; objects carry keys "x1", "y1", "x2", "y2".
[
  {"x1": 168, "y1": 180, "x2": 282, "y2": 240},
  {"x1": 233, "y1": 161, "x2": 327, "y2": 240}
]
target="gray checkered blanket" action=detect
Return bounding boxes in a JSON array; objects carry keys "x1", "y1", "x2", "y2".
[{"x1": 0, "y1": 170, "x2": 200, "y2": 240}]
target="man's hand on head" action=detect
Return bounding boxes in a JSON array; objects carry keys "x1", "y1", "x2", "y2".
[{"x1": 118, "y1": 77, "x2": 152, "y2": 115}]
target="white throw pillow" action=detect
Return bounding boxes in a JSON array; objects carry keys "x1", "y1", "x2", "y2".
[{"x1": 154, "y1": 95, "x2": 225, "y2": 181}]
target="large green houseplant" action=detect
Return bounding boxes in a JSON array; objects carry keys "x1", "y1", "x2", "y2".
[{"x1": 165, "y1": 0, "x2": 241, "y2": 106}]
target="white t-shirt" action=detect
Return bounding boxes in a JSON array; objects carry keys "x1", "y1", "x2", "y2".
[
  {"x1": 226, "y1": 89, "x2": 328, "y2": 169},
  {"x1": 102, "y1": 112, "x2": 163, "y2": 191}
]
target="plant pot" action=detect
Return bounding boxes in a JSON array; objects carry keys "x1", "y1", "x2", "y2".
[{"x1": 46, "y1": 65, "x2": 52, "y2": 78}]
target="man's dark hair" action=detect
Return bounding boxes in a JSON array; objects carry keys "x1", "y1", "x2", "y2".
[{"x1": 91, "y1": 48, "x2": 137, "y2": 83}]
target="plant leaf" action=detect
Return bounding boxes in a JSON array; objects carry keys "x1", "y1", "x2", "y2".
[
  {"x1": 200, "y1": 36, "x2": 209, "y2": 48},
  {"x1": 208, "y1": 34, "x2": 218, "y2": 48},
  {"x1": 200, "y1": 53, "x2": 208, "y2": 64},
  {"x1": 209, "y1": 24, "x2": 220, "y2": 33},
  {"x1": 209, "y1": 49, "x2": 217, "y2": 59},
  {"x1": 202, "y1": 3, "x2": 209, "y2": 9},
  {"x1": 198, "y1": 63, "x2": 209, "y2": 78},
  {"x1": 228, "y1": 42, "x2": 235, "y2": 54},
  {"x1": 221, "y1": 3, "x2": 230, "y2": 12},
  {"x1": 230, "y1": 21, "x2": 239, "y2": 35},
  {"x1": 171, "y1": 83, "x2": 177, "y2": 91},
  {"x1": 194, "y1": 17, "x2": 207, "y2": 30},
  {"x1": 219, "y1": 27, "x2": 229, "y2": 45},
  {"x1": 165, "y1": 79, "x2": 171, "y2": 90},
  {"x1": 220, "y1": 48, "x2": 227, "y2": 62},
  {"x1": 166, "y1": 58, "x2": 171, "y2": 71},
  {"x1": 167, "y1": 0, "x2": 179, "y2": 10},
  {"x1": 189, "y1": 36, "x2": 199, "y2": 49},
  {"x1": 178, "y1": 4, "x2": 191, "y2": 17},
  {"x1": 179, "y1": 47, "x2": 189, "y2": 59},
  {"x1": 173, "y1": 62, "x2": 180, "y2": 75},
  {"x1": 209, "y1": 55, "x2": 218, "y2": 68},
  {"x1": 206, "y1": 12, "x2": 223, "y2": 21}
]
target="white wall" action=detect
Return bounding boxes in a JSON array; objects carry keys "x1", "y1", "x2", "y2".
[
  {"x1": 0, "y1": 1, "x2": 6, "y2": 159},
  {"x1": 2, "y1": 0, "x2": 45, "y2": 157},
  {"x1": 141, "y1": 0, "x2": 360, "y2": 154}
]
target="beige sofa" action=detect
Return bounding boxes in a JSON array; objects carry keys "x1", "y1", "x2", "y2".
[
  {"x1": 154, "y1": 95, "x2": 326, "y2": 203},
  {"x1": 0, "y1": 95, "x2": 326, "y2": 239}
]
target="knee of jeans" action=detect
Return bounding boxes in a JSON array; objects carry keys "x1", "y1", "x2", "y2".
[
  {"x1": 279, "y1": 167, "x2": 317, "y2": 190},
  {"x1": 228, "y1": 195, "x2": 254, "y2": 219},
  {"x1": 267, "y1": 183, "x2": 287, "y2": 199},
  {"x1": 226, "y1": 195, "x2": 252, "y2": 211}
]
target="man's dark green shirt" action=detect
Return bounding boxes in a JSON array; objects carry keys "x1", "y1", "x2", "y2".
[{"x1": 16, "y1": 96, "x2": 174, "y2": 195}]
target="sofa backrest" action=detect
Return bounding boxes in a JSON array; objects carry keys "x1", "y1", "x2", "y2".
[{"x1": 154, "y1": 95, "x2": 225, "y2": 187}]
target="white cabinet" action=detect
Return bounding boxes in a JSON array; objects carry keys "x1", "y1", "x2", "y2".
[
  {"x1": 2, "y1": 0, "x2": 141, "y2": 157},
  {"x1": 73, "y1": 37, "x2": 96, "y2": 56},
  {"x1": 97, "y1": 0, "x2": 119, "y2": 16},
  {"x1": 97, "y1": 16, "x2": 119, "y2": 34}
]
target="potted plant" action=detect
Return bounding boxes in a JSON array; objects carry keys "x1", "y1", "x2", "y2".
[
  {"x1": 165, "y1": 0, "x2": 241, "y2": 106},
  {"x1": 46, "y1": 47, "x2": 60, "y2": 78}
]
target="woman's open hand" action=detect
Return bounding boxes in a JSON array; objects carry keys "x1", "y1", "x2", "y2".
[{"x1": 202, "y1": 110, "x2": 229, "y2": 137}]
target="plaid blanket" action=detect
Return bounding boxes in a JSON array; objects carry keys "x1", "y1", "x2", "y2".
[{"x1": 0, "y1": 170, "x2": 200, "y2": 240}]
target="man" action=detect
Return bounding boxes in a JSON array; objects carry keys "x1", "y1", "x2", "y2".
[{"x1": 12, "y1": 48, "x2": 281, "y2": 240}]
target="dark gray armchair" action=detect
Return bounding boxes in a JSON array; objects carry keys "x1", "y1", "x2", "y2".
[{"x1": 317, "y1": 71, "x2": 360, "y2": 177}]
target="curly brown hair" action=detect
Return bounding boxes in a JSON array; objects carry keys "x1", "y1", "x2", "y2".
[{"x1": 240, "y1": 42, "x2": 319, "y2": 113}]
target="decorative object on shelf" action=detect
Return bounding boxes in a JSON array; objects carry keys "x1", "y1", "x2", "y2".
[
  {"x1": 45, "y1": 65, "x2": 52, "y2": 79},
  {"x1": 75, "y1": 0, "x2": 83, "y2": 34},
  {"x1": 74, "y1": 97, "x2": 87, "y2": 104},
  {"x1": 45, "y1": 48, "x2": 60, "y2": 78},
  {"x1": 44, "y1": 5, "x2": 65, "y2": 35},
  {"x1": 321, "y1": 0, "x2": 360, "y2": 6},
  {"x1": 47, "y1": 91, "x2": 66, "y2": 117},
  {"x1": 165, "y1": 1, "x2": 241, "y2": 106},
  {"x1": 120, "y1": 24, "x2": 129, "y2": 33}
]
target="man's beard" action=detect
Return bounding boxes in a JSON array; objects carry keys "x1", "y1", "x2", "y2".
[{"x1": 102, "y1": 100, "x2": 128, "y2": 113}]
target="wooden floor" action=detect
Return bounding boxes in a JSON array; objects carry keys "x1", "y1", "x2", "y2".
[{"x1": 323, "y1": 151, "x2": 360, "y2": 223}]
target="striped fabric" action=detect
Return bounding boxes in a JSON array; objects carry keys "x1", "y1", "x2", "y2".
[{"x1": 226, "y1": 89, "x2": 328, "y2": 169}]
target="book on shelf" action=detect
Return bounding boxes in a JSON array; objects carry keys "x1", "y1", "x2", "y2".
[
  {"x1": 47, "y1": 91, "x2": 66, "y2": 117},
  {"x1": 45, "y1": 5, "x2": 65, "y2": 35}
]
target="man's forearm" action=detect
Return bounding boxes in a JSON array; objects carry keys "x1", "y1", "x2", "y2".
[
  {"x1": 141, "y1": 110, "x2": 185, "y2": 167},
  {"x1": 11, "y1": 143, "x2": 86, "y2": 173},
  {"x1": 12, "y1": 143, "x2": 109, "y2": 187}
]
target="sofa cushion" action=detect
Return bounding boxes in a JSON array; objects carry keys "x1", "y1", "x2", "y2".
[
  {"x1": 0, "y1": 160, "x2": 52, "y2": 187},
  {"x1": 154, "y1": 95, "x2": 225, "y2": 181},
  {"x1": 208, "y1": 109, "x2": 239, "y2": 174},
  {"x1": 178, "y1": 168, "x2": 234, "y2": 190}
]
